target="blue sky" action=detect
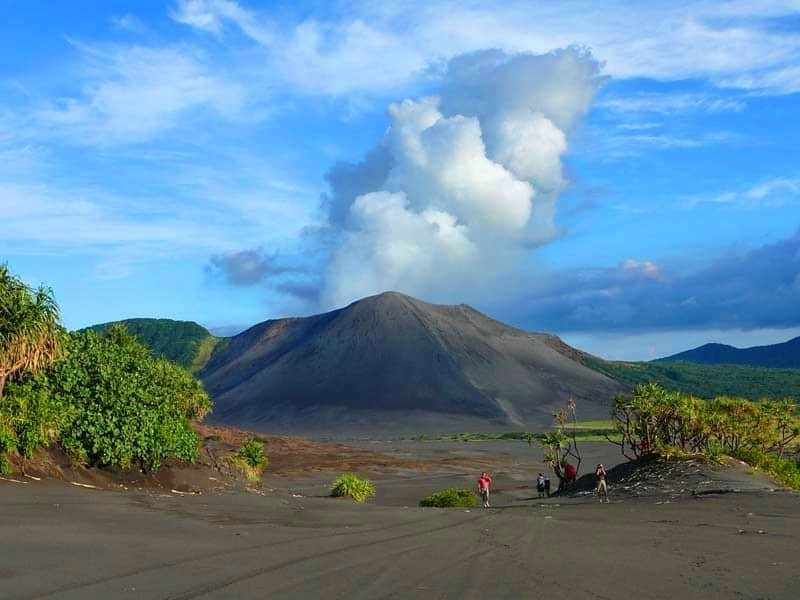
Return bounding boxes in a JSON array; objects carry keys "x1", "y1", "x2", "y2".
[{"x1": 2, "y1": 0, "x2": 800, "y2": 360}]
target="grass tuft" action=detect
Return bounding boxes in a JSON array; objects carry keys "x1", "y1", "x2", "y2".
[
  {"x1": 330, "y1": 473, "x2": 376, "y2": 503},
  {"x1": 420, "y1": 488, "x2": 479, "y2": 508},
  {"x1": 232, "y1": 437, "x2": 267, "y2": 483}
]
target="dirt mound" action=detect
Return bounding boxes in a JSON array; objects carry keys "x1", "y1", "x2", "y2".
[{"x1": 570, "y1": 454, "x2": 782, "y2": 500}]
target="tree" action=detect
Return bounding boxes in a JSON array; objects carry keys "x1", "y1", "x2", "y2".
[
  {"x1": 540, "y1": 398, "x2": 582, "y2": 492},
  {"x1": 0, "y1": 264, "x2": 63, "y2": 399}
]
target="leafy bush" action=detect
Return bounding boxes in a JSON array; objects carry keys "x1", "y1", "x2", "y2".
[
  {"x1": 1, "y1": 378, "x2": 73, "y2": 458},
  {"x1": 2, "y1": 326, "x2": 212, "y2": 472},
  {"x1": 236, "y1": 437, "x2": 267, "y2": 468},
  {"x1": 232, "y1": 437, "x2": 268, "y2": 483},
  {"x1": 330, "y1": 473, "x2": 376, "y2": 503},
  {"x1": 611, "y1": 384, "x2": 799, "y2": 460},
  {"x1": 0, "y1": 425, "x2": 15, "y2": 475},
  {"x1": 420, "y1": 488, "x2": 478, "y2": 508}
]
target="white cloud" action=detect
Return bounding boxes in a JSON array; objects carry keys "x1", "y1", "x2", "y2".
[
  {"x1": 746, "y1": 177, "x2": 800, "y2": 200},
  {"x1": 33, "y1": 42, "x2": 247, "y2": 146},
  {"x1": 319, "y1": 48, "x2": 602, "y2": 308},
  {"x1": 171, "y1": 0, "x2": 273, "y2": 45},
  {"x1": 599, "y1": 92, "x2": 747, "y2": 114},
  {"x1": 110, "y1": 14, "x2": 147, "y2": 33},
  {"x1": 620, "y1": 259, "x2": 662, "y2": 280},
  {"x1": 173, "y1": 0, "x2": 800, "y2": 96},
  {"x1": 323, "y1": 191, "x2": 478, "y2": 306},
  {"x1": 685, "y1": 176, "x2": 800, "y2": 207}
]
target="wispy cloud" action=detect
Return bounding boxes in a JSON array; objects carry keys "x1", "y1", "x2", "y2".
[
  {"x1": 30, "y1": 41, "x2": 248, "y2": 146},
  {"x1": 171, "y1": 0, "x2": 800, "y2": 96},
  {"x1": 589, "y1": 130, "x2": 739, "y2": 159},
  {"x1": 684, "y1": 176, "x2": 800, "y2": 207},
  {"x1": 598, "y1": 92, "x2": 747, "y2": 114},
  {"x1": 171, "y1": 0, "x2": 274, "y2": 44}
]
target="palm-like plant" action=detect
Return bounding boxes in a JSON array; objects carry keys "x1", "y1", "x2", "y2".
[{"x1": 0, "y1": 264, "x2": 64, "y2": 399}]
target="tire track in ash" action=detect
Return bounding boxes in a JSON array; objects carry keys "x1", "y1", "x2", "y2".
[
  {"x1": 230, "y1": 513, "x2": 504, "y2": 599},
  {"x1": 250, "y1": 542, "x2": 496, "y2": 599},
  {"x1": 165, "y1": 512, "x2": 492, "y2": 600},
  {"x1": 22, "y1": 511, "x2": 487, "y2": 600}
]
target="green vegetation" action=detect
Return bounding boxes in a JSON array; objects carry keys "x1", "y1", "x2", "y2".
[
  {"x1": 586, "y1": 356, "x2": 800, "y2": 400},
  {"x1": 1, "y1": 266, "x2": 213, "y2": 474},
  {"x1": 730, "y1": 447, "x2": 800, "y2": 490},
  {"x1": 420, "y1": 488, "x2": 479, "y2": 508},
  {"x1": 3, "y1": 327, "x2": 212, "y2": 471},
  {"x1": 612, "y1": 383, "x2": 800, "y2": 489},
  {"x1": 233, "y1": 437, "x2": 268, "y2": 483},
  {"x1": 412, "y1": 426, "x2": 618, "y2": 443},
  {"x1": 0, "y1": 263, "x2": 64, "y2": 400},
  {"x1": 330, "y1": 473, "x2": 376, "y2": 503},
  {"x1": 84, "y1": 318, "x2": 222, "y2": 373}
]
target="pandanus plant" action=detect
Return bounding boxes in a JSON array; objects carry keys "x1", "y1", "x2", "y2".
[{"x1": 0, "y1": 264, "x2": 64, "y2": 399}]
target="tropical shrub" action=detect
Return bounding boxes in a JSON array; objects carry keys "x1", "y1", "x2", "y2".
[
  {"x1": 0, "y1": 425, "x2": 15, "y2": 475},
  {"x1": 233, "y1": 437, "x2": 268, "y2": 483},
  {"x1": 611, "y1": 384, "x2": 799, "y2": 459},
  {"x1": 611, "y1": 383, "x2": 800, "y2": 482},
  {"x1": 2, "y1": 326, "x2": 212, "y2": 472},
  {"x1": 0, "y1": 263, "x2": 64, "y2": 400},
  {"x1": 330, "y1": 473, "x2": 376, "y2": 503},
  {"x1": 420, "y1": 487, "x2": 478, "y2": 508}
]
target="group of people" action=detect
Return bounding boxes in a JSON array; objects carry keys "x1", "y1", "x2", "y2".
[{"x1": 477, "y1": 463, "x2": 610, "y2": 507}]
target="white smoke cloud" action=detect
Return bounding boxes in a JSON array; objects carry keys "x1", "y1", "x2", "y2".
[{"x1": 320, "y1": 48, "x2": 604, "y2": 308}]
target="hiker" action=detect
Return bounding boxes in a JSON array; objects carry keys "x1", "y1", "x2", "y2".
[
  {"x1": 544, "y1": 475, "x2": 551, "y2": 497},
  {"x1": 563, "y1": 461, "x2": 577, "y2": 491},
  {"x1": 536, "y1": 473, "x2": 546, "y2": 498},
  {"x1": 477, "y1": 472, "x2": 492, "y2": 508},
  {"x1": 595, "y1": 463, "x2": 609, "y2": 503}
]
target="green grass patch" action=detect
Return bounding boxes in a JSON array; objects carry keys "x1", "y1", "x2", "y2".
[
  {"x1": 411, "y1": 428, "x2": 620, "y2": 443},
  {"x1": 330, "y1": 473, "x2": 376, "y2": 503},
  {"x1": 190, "y1": 335, "x2": 224, "y2": 373},
  {"x1": 730, "y1": 448, "x2": 800, "y2": 491},
  {"x1": 420, "y1": 488, "x2": 479, "y2": 508}
]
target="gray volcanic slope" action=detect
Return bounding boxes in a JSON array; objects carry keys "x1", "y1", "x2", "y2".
[{"x1": 200, "y1": 292, "x2": 622, "y2": 433}]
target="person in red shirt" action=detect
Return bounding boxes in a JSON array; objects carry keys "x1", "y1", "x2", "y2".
[
  {"x1": 563, "y1": 462, "x2": 577, "y2": 491},
  {"x1": 477, "y1": 472, "x2": 492, "y2": 507}
]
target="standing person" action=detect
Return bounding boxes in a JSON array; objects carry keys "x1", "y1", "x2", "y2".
[
  {"x1": 544, "y1": 475, "x2": 551, "y2": 497},
  {"x1": 477, "y1": 472, "x2": 492, "y2": 508},
  {"x1": 595, "y1": 463, "x2": 609, "y2": 503},
  {"x1": 563, "y1": 461, "x2": 577, "y2": 491},
  {"x1": 536, "y1": 473, "x2": 546, "y2": 498}
]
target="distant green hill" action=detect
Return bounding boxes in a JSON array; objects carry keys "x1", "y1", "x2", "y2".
[
  {"x1": 655, "y1": 336, "x2": 800, "y2": 369},
  {"x1": 583, "y1": 356, "x2": 800, "y2": 400},
  {"x1": 82, "y1": 318, "x2": 223, "y2": 373}
]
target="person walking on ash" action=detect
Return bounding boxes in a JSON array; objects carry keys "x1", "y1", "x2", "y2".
[
  {"x1": 536, "y1": 473, "x2": 546, "y2": 498},
  {"x1": 477, "y1": 472, "x2": 492, "y2": 508}
]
